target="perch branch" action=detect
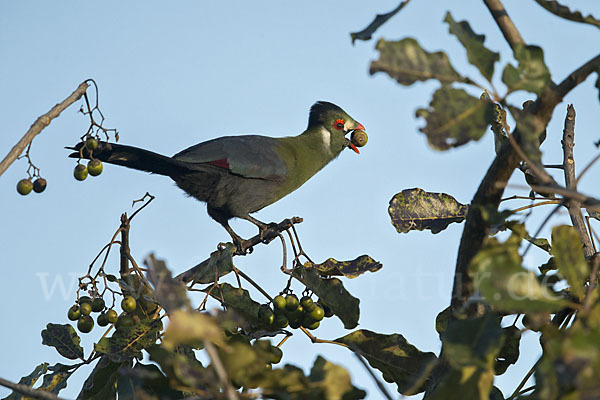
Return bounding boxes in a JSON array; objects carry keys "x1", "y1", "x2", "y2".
[
  {"x1": 175, "y1": 217, "x2": 302, "y2": 283},
  {"x1": 0, "y1": 377, "x2": 65, "y2": 400},
  {"x1": 483, "y1": 0, "x2": 525, "y2": 49},
  {"x1": 0, "y1": 81, "x2": 89, "y2": 177}
]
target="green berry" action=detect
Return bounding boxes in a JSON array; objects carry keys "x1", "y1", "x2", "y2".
[
  {"x1": 91, "y1": 297, "x2": 105, "y2": 312},
  {"x1": 274, "y1": 313, "x2": 289, "y2": 329},
  {"x1": 273, "y1": 295, "x2": 287, "y2": 311},
  {"x1": 16, "y1": 179, "x2": 33, "y2": 195},
  {"x1": 79, "y1": 296, "x2": 92, "y2": 304},
  {"x1": 258, "y1": 304, "x2": 275, "y2": 325},
  {"x1": 80, "y1": 302, "x2": 92, "y2": 316},
  {"x1": 304, "y1": 320, "x2": 320, "y2": 330},
  {"x1": 351, "y1": 130, "x2": 368, "y2": 147},
  {"x1": 67, "y1": 305, "x2": 81, "y2": 321},
  {"x1": 270, "y1": 347, "x2": 283, "y2": 364},
  {"x1": 33, "y1": 178, "x2": 47, "y2": 193},
  {"x1": 97, "y1": 313, "x2": 109, "y2": 327},
  {"x1": 308, "y1": 304, "x2": 325, "y2": 322},
  {"x1": 300, "y1": 296, "x2": 315, "y2": 312},
  {"x1": 87, "y1": 159, "x2": 103, "y2": 176},
  {"x1": 285, "y1": 294, "x2": 300, "y2": 311},
  {"x1": 121, "y1": 296, "x2": 137, "y2": 313},
  {"x1": 73, "y1": 164, "x2": 88, "y2": 181},
  {"x1": 85, "y1": 138, "x2": 98, "y2": 151},
  {"x1": 106, "y1": 309, "x2": 119, "y2": 324},
  {"x1": 77, "y1": 315, "x2": 94, "y2": 333}
]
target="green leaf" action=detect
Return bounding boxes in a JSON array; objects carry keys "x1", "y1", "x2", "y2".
[
  {"x1": 336, "y1": 329, "x2": 438, "y2": 394},
  {"x1": 145, "y1": 254, "x2": 190, "y2": 313},
  {"x1": 116, "y1": 363, "x2": 187, "y2": 400},
  {"x1": 78, "y1": 357, "x2": 128, "y2": 400},
  {"x1": 37, "y1": 363, "x2": 72, "y2": 395},
  {"x1": 304, "y1": 255, "x2": 382, "y2": 278},
  {"x1": 94, "y1": 317, "x2": 162, "y2": 362},
  {"x1": 388, "y1": 188, "x2": 468, "y2": 234},
  {"x1": 260, "y1": 357, "x2": 366, "y2": 400},
  {"x1": 505, "y1": 221, "x2": 551, "y2": 252},
  {"x1": 444, "y1": 12, "x2": 499, "y2": 81},
  {"x1": 443, "y1": 313, "x2": 504, "y2": 371},
  {"x1": 551, "y1": 225, "x2": 589, "y2": 301},
  {"x1": 293, "y1": 265, "x2": 360, "y2": 329},
  {"x1": 416, "y1": 86, "x2": 494, "y2": 150},
  {"x1": 41, "y1": 323, "x2": 84, "y2": 360},
  {"x1": 309, "y1": 356, "x2": 366, "y2": 400},
  {"x1": 190, "y1": 244, "x2": 235, "y2": 284},
  {"x1": 370, "y1": 38, "x2": 467, "y2": 86},
  {"x1": 494, "y1": 326, "x2": 521, "y2": 375},
  {"x1": 502, "y1": 44, "x2": 551, "y2": 94},
  {"x1": 162, "y1": 310, "x2": 227, "y2": 350},
  {"x1": 428, "y1": 366, "x2": 495, "y2": 400},
  {"x1": 350, "y1": 1, "x2": 410, "y2": 44},
  {"x1": 469, "y1": 233, "x2": 569, "y2": 313},
  {"x1": 535, "y1": 0, "x2": 600, "y2": 29},
  {"x1": 2, "y1": 363, "x2": 48, "y2": 400},
  {"x1": 205, "y1": 282, "x2": 263, "y2": 331},
  {"x1": 148, "y1": 344, "x2": 212, "y2": 390}
]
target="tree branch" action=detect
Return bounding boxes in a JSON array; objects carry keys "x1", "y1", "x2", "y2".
[
  {"x1": 0, "y1": 81, "x2": 89, "y2": 177},
  {"x1": 175, "y1": 217, "x2": 302, "y2": 283},
  {"x1": 483, "y1": 0, "x2": 525, "y2": 49},
  {"x1": 0, "y1": 377, "x2": 65, "y2": 400},
  {"x1": 451, "y1": 52, "x2": 600, "y2": 315},
  {"x1": 561, "y1": 105, "x2": 595, "y2": 257}
]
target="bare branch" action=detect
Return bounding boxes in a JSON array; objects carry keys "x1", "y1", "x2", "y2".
[
  {"x1": 483, "y1": 0, "x2": 525, "y2": 49},
  {"x1": 0, "y1": 81, "x2": 89, "y2": 177},
  {"x1": 204, "y1": 340, "x2": 238, "y2": 400},
  {"x1": 0, "y1": 376, "x2": 65, "y2": 400},
  {"x1": 561, "y1": 105, "x2": 595, "y2": 257}
]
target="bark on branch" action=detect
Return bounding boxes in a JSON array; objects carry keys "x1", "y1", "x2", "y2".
[{"x1": 0, "y1": 81, "x2": 89, "y2": 177}]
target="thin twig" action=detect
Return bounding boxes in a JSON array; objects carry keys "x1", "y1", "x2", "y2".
[
  {"x1": 507, "y1": 358, "x2": 540, "y2": 400},
  {"x1": 204, "y1": 341, "x2": 238, "y2": 400},
  {"x1": 232, "y1": 266, "x2": 273, "y2": 302},
  {"x1": 561, "y1": 105, "x2": 595, "y2": 257},
  {"x1": 0, "y1": 377, "x2": 65, "y2": 400},
  {"x1": 511, "y1": 200, "x2": 561, "y2": 213},
  {"x1": 352, "y1": 350, "x2": 394, "y2": 400},
  {"x1": 0, "y1": 81, "x2": 89, "y2": 177}
]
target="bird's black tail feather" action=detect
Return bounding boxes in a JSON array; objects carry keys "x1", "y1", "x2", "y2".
[{"x1": 67, "y1": 141, "x2": 189, "y2": 177}]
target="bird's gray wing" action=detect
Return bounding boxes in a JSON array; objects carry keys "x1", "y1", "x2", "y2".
[{"x1": 172, "y1": 135, "x2": 288, "y2": 180}]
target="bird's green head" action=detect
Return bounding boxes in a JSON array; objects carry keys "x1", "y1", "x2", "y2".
[{"x1": 307, "y1": 101, "x2": 365, "y2": 155}]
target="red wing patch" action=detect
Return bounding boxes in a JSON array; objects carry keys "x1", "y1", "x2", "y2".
[{"x1": 208, "y1": 158, "x2": 230, "y2": 169}]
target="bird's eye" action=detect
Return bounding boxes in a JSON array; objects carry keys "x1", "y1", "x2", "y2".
[{"x1": 334, "y1": 119, "x2": 345, "y2": 131}]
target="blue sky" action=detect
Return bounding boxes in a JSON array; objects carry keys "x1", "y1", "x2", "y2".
[{"x1": 2, "y1": 1, "x2": 600, "y2": 398}]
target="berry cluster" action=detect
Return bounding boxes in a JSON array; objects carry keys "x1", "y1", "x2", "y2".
[
  {"x1": 73, "y1": 138, "x2": 103, "y2": 181},
  {"x1": 258, "y1": 293, "x2": 333, "y2": 331},
  {"x1": 67, "y1": 295, "x2": 137, "y2": 334}
]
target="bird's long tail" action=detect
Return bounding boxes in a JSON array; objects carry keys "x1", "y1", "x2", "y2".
[{"x1": 67, "y1": 141, "x2": 189, "y2": 177}]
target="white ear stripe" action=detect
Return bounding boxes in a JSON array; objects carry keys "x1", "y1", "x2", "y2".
[{"x1": 319, "y1": 126, "x2": 332, "y2": 155}]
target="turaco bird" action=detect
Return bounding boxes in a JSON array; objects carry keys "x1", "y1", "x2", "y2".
[{"x1": 69, "y1": 101, "x2": 365, "y2": 251}]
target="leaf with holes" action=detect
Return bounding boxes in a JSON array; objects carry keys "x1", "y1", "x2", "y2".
[
  {"x1": 416, "y1": 86, "x2": 494, "y2": 150},
  {"x1": 304, "y1": 255, "x2": 382, "y2": 278},
  {"x1": 37, "y1": 363, "x2": 72, "y2": 395},
  {"x1": 444, "y1": 12, "x2": 499, "y2": 81},
  {"x1": 293, "y1": 265, "x2": 360, "y2": 329},
  {"x1": 502, "y1": 44, "x2": 551, "y2": 94},
  {"x1": 370, "y1": 38, "x2": 467, "y2": 86},
  {"x1": 336, "y1": 329, "x2": 438, "y2": 395},
  {"x1": 41, "y1": 324, "x2": 84, "y2": 360},
  {"x1": 389, "y1": 188, "x2": 468, "y2": 234},
  {"x1": 495, "y1": 326, "x2": 521, "y2": 375}
]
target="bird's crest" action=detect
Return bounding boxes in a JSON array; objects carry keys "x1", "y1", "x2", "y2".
[{"x1": 308, "y1": 101, "x2": 346, "y2": 129}]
